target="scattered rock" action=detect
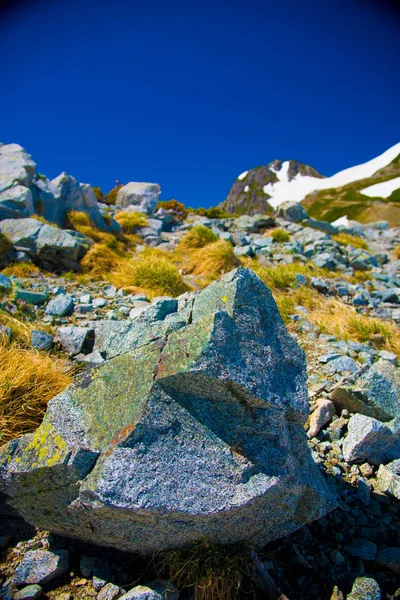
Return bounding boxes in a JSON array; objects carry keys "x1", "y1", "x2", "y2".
[
  {"x1": 346, "y1": 576, "x2": 381, "y2": 600},
  {"x1": 375, "y1": 546, "x2": 400, "y2": 574},
  {"x1": 45, "y1": 294, "x2": 74, "y2": 317},
  {"x1": 376, "y1": 459, "x2": 400, "y2": 499},
  {"x1": 343, "y1": 414, "x2": 400, "y2": 465},
  {"x1": 13, "y1": 549, "x2": 69, "y2": 586},
  {"x1": 30, "y1": 330, "x2": 53, "y2": 351},
  {"x1": 13, "y1": 585, "x2": 43, "y2": 600},
  {"x1": 118, "y1": 581, "x2": 178, "y2": 600}
]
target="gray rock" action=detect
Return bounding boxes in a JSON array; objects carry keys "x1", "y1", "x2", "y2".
[
  {"x1": 0, "y1": 273, "x2": 11, "y2": 292},
  {"x1": 13, "y1": 585, "x2": 42, "y2": 599},
  {"x1": 378, "y1": 350, "x2": 398, "y2": 365},
  {"x1": 330, "y1": 360, "x2": 400, "y2": 432},
  {"x1": 375, "y1": 547, "x2": 400, "y2": 574},
  {"x1": 116, "y1": 183, "x2": 160, "y2": 215},
  {"x1": 0, "y1": 144, "x2": 36, "y2": 219},
  {"x1": 45, "y1": 294, "x2": 74, "y2": 317},
  {"x1": 345, "y1": 538, "x2": 377, "y2": 560},
  {"x1": 55, "y1": 326, "x2": 94, "y2": 356},
  {"x1": 312, "y1": 252, "x2": 337, "y2": 271},
  {"x1": 93, "y1": 297, "x2": 108, "y2": 309},
  {"x1": 13, "y1": 288, "x2": 49, "y2": 305},
  {"x1": 327, "y1": 356, "x2": 358, "y2": 374},
  {"x1": 0, "y1": 268, "x2": 336, "y2": 554},
  {"x1": 277, "y1": 201, "x2": 308, "y2": 223},
  {"x1": 308, "y1": 399, "x2": 336, "y2": 438},
  {"x1": 118, "y1": 581, "x2": 178, "y2": 600},
  {"x1": 97, "y1": 583, "x2": 123, "y2": 600},
  {"x1": 31, "y1": 330, "x2": 54, "y2": 351},
  {"x1": 347, "y1": 577, "x2": 381, "y2": 600},
  {"x1": 13, "y1": 549, "x2": 69, "y2": 586},
  {"x1": 343, "y1": 414, "x2": 400, "y2": 465},
  {"x1": 376, "y1": 460, "x2": 400, "y2": 499}
]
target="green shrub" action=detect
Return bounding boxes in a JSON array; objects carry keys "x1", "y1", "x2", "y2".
[
  {"x1": 179, "y1": 225, "x2": 218, "y2": 250},
  {"x1": 269, "y1": 229, "x2": 290, "y2": 243},
  {"x1": 157, "y1": 199, "x2": 188, "y2": 219},
  {"x1": 104, "y1": 184, "x2": 124, "y2": 206}
]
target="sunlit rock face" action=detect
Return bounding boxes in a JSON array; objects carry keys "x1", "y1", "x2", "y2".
[{"x1": 0, "y1": 268, "x2": 336, "y2": 554}]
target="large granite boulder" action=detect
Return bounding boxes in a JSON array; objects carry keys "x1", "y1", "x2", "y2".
[
  {"x1": 116, "y1": 182, "x2": 161, "y2": 215},
  {"x1": 0, "y1": 218, "x2": 91, "y2": 271},
  {"x1": 0, "y1": 268, "x2": 336, "y2": 553},
  {"x1": 277, "y1": 201, "x2": 308, "y2": 223}
]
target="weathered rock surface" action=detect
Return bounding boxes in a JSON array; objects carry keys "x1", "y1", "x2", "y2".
[
  {"x1": 13, "y1": 549, "x2": 69, "y2": 586},
  {"x1": 0, "y1": 218, "x2": 91, "y2": 271},
  {"x1": 118, "y1": 582, "x2": 178, "y2": 600},
  {"x1": 342, "y1": 414, "x2": 400, "y2": 465},
  {"x1": 376, "y1": 459, "x2": 400, "y2": 499},
  {"x1": 331, "y1": 359, "x2": 400, "y2": 432},
  {"x1": 116, "y1": 183, "x2": 160, "y2": 215},
  {"x1": 346, "y1": 577, "x2": 381, "y2": 600},
  {"x1": 0, "y1": 269, "x2": 336, "y2": 553}
]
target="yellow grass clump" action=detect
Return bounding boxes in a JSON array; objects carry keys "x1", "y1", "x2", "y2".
[
  {"x1": 187, "y1": 240, "x2": 239, "y2": 280},
  {"x1": 81, "y1": 243, "x2": 122, "y2": 277},
  {"x1": 332, "y1": 232, "x2": 369, "y2": 250},
  {"x1": 268, "y1": 228, "x2": 290, "y2": 243},
  {"x1": 0, "y1": 232, "x2": 12, "y2": 259},
  {"x1": 244, "y1": 261, "x2": 334, "y2": 292},
  {"x1": 179, "y1": 225, "x2": 218, "y2": 250},
  {"x1": 0, "y1": 343, "x2": 72, "y2": 443},
  {"x1": 109, "y1": 248, "x2": 191, "y2": 298},
  {"x1": 394, "y1": 244, "x2": 400, "y2": 259},
  {"x1": 2, "y1": 262, "x2": 41, "y2": 278},
  {"x1": 114, "y1": 211, "x2": 148, "y2": 233},
  {"x1": 0, "y1": 310, "x2": 34, "y2": 346}
]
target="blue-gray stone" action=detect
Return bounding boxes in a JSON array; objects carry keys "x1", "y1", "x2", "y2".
[
  {"x1": 0, "y1": 273, "x2": 11, "y2": 292},
  {"x1": 327, "y1": 356, "x2": 358, "y2": 374},
  {"x1": 14, "y1": 289, "x2": 49, "y2": 305},
  {"x1": 345, "y1": 538, "x2": 377, "y2": 560},
  {"x1": 0, "y1": 268, "x2": 336, "y2": 554},
  {"x1": 13, "y1": 549, "x2": 69, "y2": 586},
  {"x1": 45, "y1": 294, "x2": 74, "y2": 317},
  {"x1": 13, "y1": 585, "x2": 42, "y2": 600},
  {"x1": 0, "y1": 325, "x2": 11, "y2": 342},
  {"x1": 31, "y1": 330, "x2": 53, "y2": 351},
  {"x1": 55, "y1": 326, "x2": 94, "y2": 356},
  {"x1": 118, "y1": 582, "x2": 178, "y2": 600},
  {"x1": 375, "y1": 546, "x2": 400, "y2": 574},
  {"x1": 343, "y1": 414, "x2": 400, "y2": 465}
]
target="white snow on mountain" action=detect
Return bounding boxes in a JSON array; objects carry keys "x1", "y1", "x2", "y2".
[
  {"x1": 361, "y1": 176, "x2": 400, "y2": 199},
  {"x1": 236, "y1": 142, "x2": 400, "y2": 209}
]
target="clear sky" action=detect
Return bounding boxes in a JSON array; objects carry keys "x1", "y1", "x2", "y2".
[{"x1": 1, "y1": 0, "x2": 399, "y2": 207}]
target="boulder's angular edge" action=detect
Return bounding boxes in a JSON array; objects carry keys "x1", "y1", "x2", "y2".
[{"x1": 0, "y1": 268, "x2": 337, "y2": 553}]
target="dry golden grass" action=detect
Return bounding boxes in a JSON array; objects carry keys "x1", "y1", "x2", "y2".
[
  {"x1": 159, "y1": 541, "x2": 254, "y2": 600},
  {"x1": 267, "y1": 228, "x2": 290, "y2": 243},
  {"x1": 109, "y1": 248, "x2": 190, "y2": 298},
  {"x1": 80, "y1": 243, "x2": 122, "y2": 278},
  {"x1": 67, "y1": 210, "x2": 134, "y2": 255},
  {"x1": 2, "y1": 262, "x2": 41, "y2": 278},
  {"x1": 0, "y1": 310, "x2": 33, "y2": 346},
  {"x1": 186, "y1": 240, "x2": 239, "y2": 281},
  {"x1": 114, "y1": 211, "x2": 148, "y2": 233},
  {"x1": 394, "y1": 244, "x2": 400, "y2": 259},
  {"x1": 0, "y1": 232, "x2": 12, "y2": 260},
  {"x1": 31, "y1": 214, "x2": 58, "y2": 227},
  {"x1": 0, "y1": 343, "x2": 72, "y2": 443},
  {"x1": 178, "y1": 225, "x2": 218, "y2": 250},
  {"x1": 332, "y1": 232, "x2": 369, "y2": 250},
  {"x1": 243, "y1": 260, "x2": 334, "y2": 292}
]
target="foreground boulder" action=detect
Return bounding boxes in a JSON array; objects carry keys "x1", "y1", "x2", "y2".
[
  {"x1": 0, "y1": 268, "x2": 335, "y2": 553},
  {"x1": 116, "y1": 182, "x2": 160, "y2": 215}
]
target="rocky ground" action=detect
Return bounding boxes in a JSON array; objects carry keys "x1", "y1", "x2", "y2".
[{"x1": 1, "y1": 142, "x2": 400, "y2": 600}]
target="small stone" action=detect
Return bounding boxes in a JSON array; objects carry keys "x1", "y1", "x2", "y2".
[
  {"x1": 376, "y1": 459, "x2": 400, "y2": 499},
  {"x1": 75, "y1": 303, "x2": 94, "y2": 314},
  {"x1": 14, "y1": 289, "x2": 48, "y2": 305},
  {"x1": 347, "y1": 577, "x2": 381, "y2": 600},
  {"x1": 345, "y1": 538, "x2": 377, "y2": 560},
  {"x1": 80, "y1": 293, "x2": 92, "y2": 304},
  {"x1": 0, "y1": 273, "x2": 11, "y2": 292},
  {"x1": 343, "y1": 414, "x2": 400, "y2": 465},
  {"x1": 327, "y1": 356, "x2": 358, "y2": 374},
  {"x1": 359, "y1": 463, "x2": 374, "y2": 477},
  {"x1": 375, "y1": 546, "x2": 400, "y2": 574},
  {"x1": 308, "y1": 399, "x2": 336, "y2": 437},
  {"x1": 97, "y1": 582, "x2": 123, "y2": 600},
  {"x1": 93, "y1": 297, "x2": 107, "y2": 308},
  {"x1": 378, "y1": 350, "x2": 398, "y2": 365},
  {"x1": 13, "y1": 585, "x2": 42, "y2": 600},
  {"x1": 13, "y1": 549, "x2": 69, "y2": 586},
  {"x1": 45, "y1": 294, "x2": 74, "y2": 317},
  {"x1": 55, "y1": 326, "x2": 94, "y2": 357},
  {"x1": 118, "y1": 581, "x2": 178, "y2": 600},
  {"x1": 30, "y1": 330, "x2": 53, "y2": 351},
  {"x1": 0, "y1": 325, "x2": 11, "y2": 342}
]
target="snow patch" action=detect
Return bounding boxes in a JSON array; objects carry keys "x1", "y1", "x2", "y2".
[
  {"x1": 244, "y1": 185, "x2": 249, "y2": 192},
  {"x1": 332, "y1": 215, "x2": 349, "y2": 227},
  {"x1": 237, "y1": 171, "x2": 248, "y2": 181},
  {"x1": 360, "y1": 176, "x2": 400, "y2": 198},
  {"x1": 245, "y1": 142, "x2": 400, "y2": 208}
]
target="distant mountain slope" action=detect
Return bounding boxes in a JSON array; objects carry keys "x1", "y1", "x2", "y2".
[{"x1": 221, "y1": 143, "x2": 400, "y2": 225}]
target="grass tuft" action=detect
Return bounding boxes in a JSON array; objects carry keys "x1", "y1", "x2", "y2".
[
  {"x1": 81, "y1": 244, "x2": 122, "y2": 277},
  {"x1": 187, "y1": 240, "x2": 239, "y2": 281},
  {"x1": 332, "y1": 232, "x2": 369, "y2": 250},
  {"x1": 114, "y1": 211, "x2": 148, "y2": 233},
  {"x1": 109, "y1": 248, "x2": 190, "y2": 298},
  {"x1": 0, "y1": 343, "x2": 72, "y2": 443},
  {"x1": 2, "y1": 262, "x2": 40, "y2": 278},
  {"x1": 394, "y1": 244, "x2": 400, "y2": 259},
  {"x1": 0, "y1": 232, "x2": 12, "y2": 260},
  {"x1": 159, "y1": 541, "x2": 254, "y2": 600},
  {"x1": 179, "y1": 226, "x2": 218, "y2": 250},
  {"x1": 268, "y1": 229, "x2": 290, "y2": 243}
]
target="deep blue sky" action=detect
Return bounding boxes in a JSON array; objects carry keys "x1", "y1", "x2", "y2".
[{"x1": 1, "y1": 0, "x2": 399, "y2": 207}]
